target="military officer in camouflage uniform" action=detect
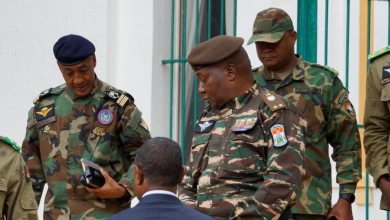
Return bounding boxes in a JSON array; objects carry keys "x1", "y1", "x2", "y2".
[
  {"x1": 248, "y1": 8, "x2": 362, "y2": 220},
  {"x1": 178, "y1": 35, "x2": 307, "y2": 220},
  {"x1": 364, "y1": 46, "x2": 390, "y2": 211},
  {"x1": 0, "y1": 136, "x2": 38, "y2": 220},
  {"x1": 22, "y1": 34, "x2": 151, "y2": 219}
]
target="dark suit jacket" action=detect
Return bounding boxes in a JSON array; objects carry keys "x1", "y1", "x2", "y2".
[{"x1": 106, "y1": 193, "x2": 215, "y2": 220}]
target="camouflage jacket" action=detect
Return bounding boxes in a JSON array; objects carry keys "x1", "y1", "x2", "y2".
[
  {"x1": 22, "y1": 77, "x2": 151, "y2": 220},
  {"x1": 253, "y1": 55, "x2": 362, "y2": 215},
  {"x1": 178, "y1": 82, "x2": 307, "y2": 220},
  {"x1": 0, "y1": 136, "x2": 38, "y2": 220},
  {"x1": 364, "y1": 47, "x2": 390, "y2": 210}
]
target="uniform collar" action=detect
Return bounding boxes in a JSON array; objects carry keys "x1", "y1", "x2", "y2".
[
  {"x1": 66, "y1": 74, "x2": 100, "y2": 100},
  {"x1": 261, "y1": 54, "x2": 305, "y2": 82}
]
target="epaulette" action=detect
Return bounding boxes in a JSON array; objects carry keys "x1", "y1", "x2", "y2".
[
  {"x1": 0, "y1": 136, "x2": 21, "y2": 152},
  {"x1": 103, "y1": 89, "x2": 134, "y2": 107},
  {"x1": 368, "y1": 46, "x2": 390, "y2": 61},
  {"x1": 260, "y1": 92, "x2": 286, "y2": 112},
  {"x1": 309, "y1": 63, "x2": 339, "y2": 77},
  {"x1": 33, "y1": 84, "x2": 66, "y2": 104}
]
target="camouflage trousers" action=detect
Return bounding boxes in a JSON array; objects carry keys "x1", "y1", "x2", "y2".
[{"x1": 293, "y1": 214, "x2": 326, "y2": 220}]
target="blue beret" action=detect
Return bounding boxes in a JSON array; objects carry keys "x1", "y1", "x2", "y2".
[{"x1": 53, "y1": 34, "x2": 95, "y2": 66}]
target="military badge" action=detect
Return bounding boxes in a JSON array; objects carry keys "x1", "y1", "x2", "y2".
[
  {"x1": 270, "y1": 124, "x2": 288, "y2": 148},
  {"x1": 194, "y1": 120, "x2": 216, "y2": 133},
  {"x1": 93, "y1": 127, "x2": 106, "y2": 137},
  {"x1": 345, "y1": 101, "x2": 356, "y2": 116},
  {"x1": 35, "y1": 104, "x2": 54, "y2": 121},
  {"x1": 24, "y1": 165, "x2": 30, "y2": 181},
  {"x1": 98, "y1": 109, "x2": 114, "y2": 125},
  {"x1": 43, "y1": 125, "x2": 50, "y2": 133},
  {"x1": 230, "y1": 117, "x2": 257, "y2": 132}
]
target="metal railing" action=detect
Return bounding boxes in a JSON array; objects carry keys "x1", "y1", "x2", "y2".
[{"x1": 161, "y1": 1, "x2": 390, "y2": 219}]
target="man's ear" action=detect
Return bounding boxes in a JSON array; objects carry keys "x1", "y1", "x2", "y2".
[
  {"x1": 134, "y1": 165, "x2": 144, "y2": 185},
  {"x1": 179, "y1": 166, "x2": 186, "y2": 184},
  {"x1": 225, "y1": 64, "x2": 236, "y2": 81},
  {"x1": 92, "y1": 53, "x2": 97, "y2": 67},
  {"x1": 290, "y1": 31, "x2": 297, "y2": 45}
]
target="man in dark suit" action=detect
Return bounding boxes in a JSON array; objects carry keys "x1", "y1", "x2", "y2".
[{"x1": 106, "y1": 137, "x2": 214, "y2": 220}]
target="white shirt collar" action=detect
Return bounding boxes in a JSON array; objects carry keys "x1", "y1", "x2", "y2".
[{"x1": 142, "y1": 190, "x2": 177, "y2": 198}]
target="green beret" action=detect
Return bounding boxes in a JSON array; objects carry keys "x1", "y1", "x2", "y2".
[{"x1": 187, "y1": 35, "x2": 244, "y2": 71}]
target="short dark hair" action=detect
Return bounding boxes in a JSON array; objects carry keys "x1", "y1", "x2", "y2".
[{"x1": 134, "y1": 137, "x2": 183, "y2": 187}]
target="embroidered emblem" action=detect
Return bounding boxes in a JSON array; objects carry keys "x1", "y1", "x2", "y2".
[
  {"x1": 194, "y1": 120, "x2": 216, "y2": 133},
  {"x1": 0, "y1": 149, "x2": 7, "y2": 157},
  {"x1": 98, "y1": 109, "x2": 114, "y2": 125},
  {"x1": 231, "y1": 117, "x2": 257, "y2": 132},
  {"x1": 107, "y1": 90, "x2": 120, "y2": 99},
  {"x1": 36, "y1": 104, "x2": 55, "y2": 121},
  {"x1": 266, "y1": 93, "x2": 276, "y2": 101},
  {"x1": 93, "y1": 127, "x2": 106, "y2": 137},
  {"x1": 199, "y1": 121, "x2": 213, "y2": 132},
  {"x1": 24, "y1": 165, "x2": 30, "y2": 181},
  {"x1": 338, "y1": 92, "x2": 348, "y2": 104},
  {"x1": 0, "y1": 178, "x2": 6, "y2": 190},
  {"x1": 36, "y1": 107, "x2": 53, "y2": 118},
  {"x1": 345, "y1": 101, "x2": 356, "y2": 116},
  {"x1": 140, "y1": 119, "x2": 149, "y2": 131},
  {"x1": 270, "y1": 124, "x2": 288, "y2": 148}
]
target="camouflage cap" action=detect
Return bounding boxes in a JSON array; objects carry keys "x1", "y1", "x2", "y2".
[
  {"x1": 188, "y1": 35, "x2": 244, "y2": 71},
  {"x1": 247, "y1": 8, "x2": 294, "y2": 45}
]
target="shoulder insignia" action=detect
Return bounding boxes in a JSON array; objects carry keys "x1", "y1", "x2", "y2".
[
  {"x1": 0, "y1": 136, "x2": 21, "y2": 152},
  {"x1": 308, "y1": 63, "x2": 339, "y2": 77},
  {"x1": 252, "y1": 66, "x2": 260, "y2": 72},
  {"x1": 260, "y1": 92, "x2": 286, "y2": 112},
  {"x1": 368, "y1": 46, "x2": 390, "y2": 61},
  {"x1": 33, "y1": 86, "x2": 65, "y2": 104},
  {"x1": 104, "y1": 89, "x2": 134, "y2": 107},
  {"x1": 323, "y1": 65, "x2": 339, "y2": 77}
]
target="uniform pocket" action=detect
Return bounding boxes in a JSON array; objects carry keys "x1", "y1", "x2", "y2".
[
  {"x1": 221, "y1": 128, "x2": 264, "y2": 175},
  {"x1": 298, "y1": 96, "x2": 326, "y2": 139},
  {"x1": 21, "y1": 197, "x2": 38, "y2": 210},
  {"x1": 189, "y1": 133, "x2": 211, "y2": 179},
  {"x1": 83, "y1": 126, "x2": 113, "y2": 165}
]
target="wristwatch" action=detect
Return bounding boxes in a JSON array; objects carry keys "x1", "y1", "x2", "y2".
[{"x1": 339, "y1": 193, "x2": 355, "y2": 204}]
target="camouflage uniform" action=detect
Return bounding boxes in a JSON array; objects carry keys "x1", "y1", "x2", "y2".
[
  {"x1": 179, "y1": 82, "x2": 307, "y2": 220},
  {"x1": 22, "y1": 77, "x2": 151, "y2": 220},
  {"x1": 364, "y1": 46, "x2": 390, "y2": 210},
  {"x1": 252, "y1": 55, "x2": 362, "y2": 216},
  {"x1": 0, "y1": 136, "x2": 38, "y2": 220}
]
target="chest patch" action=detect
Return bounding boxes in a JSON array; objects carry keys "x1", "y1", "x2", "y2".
[
  {"x1": 230, "y1": 117, "x2": 258, "y2": 132},
  {"x1": 270, "y1": 124, "x2": 288, "y2": 148},
  {"x1": 383, "y1": 66, "x2": 390, "y2": 80},
  {"x1": 35, "y1": 104, "x2": 54, "y2": 121},
  {"x1": 98, "y1": 109, "x2": 114, "y2": 125},
  {"x1": 194, "y1": 120, "x2": 216, "y2": 133}
]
